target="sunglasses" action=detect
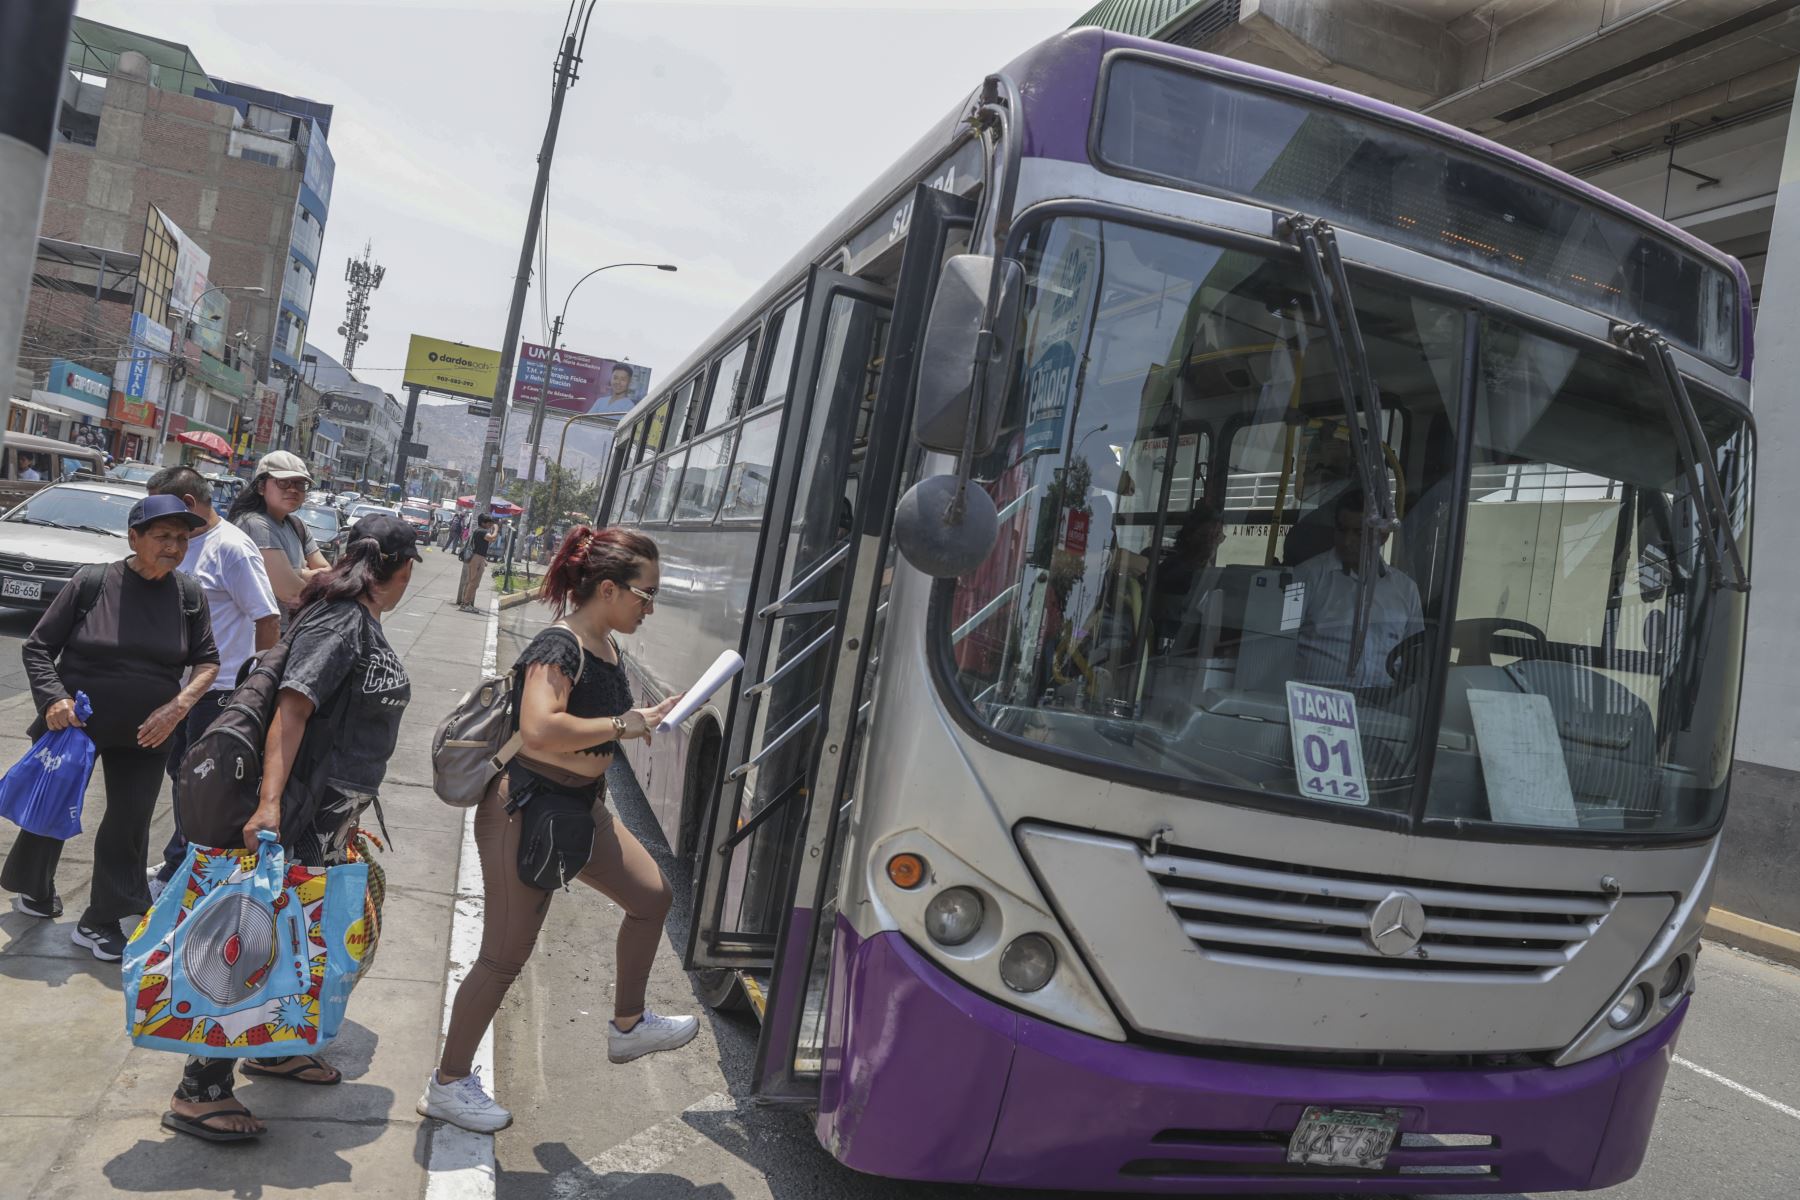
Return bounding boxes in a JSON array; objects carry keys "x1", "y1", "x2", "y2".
[{"x1": 626, "y1": 584, "x2": 658, "y2": 605}]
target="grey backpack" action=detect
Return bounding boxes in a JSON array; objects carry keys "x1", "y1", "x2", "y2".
[{"x1": 431, "y1": 624, "x2": 583, "y2": 807}]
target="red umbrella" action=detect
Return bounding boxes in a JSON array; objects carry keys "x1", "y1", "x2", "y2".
[{"x1": 177, "y1": 430, "x2": 233, "y2": 458}]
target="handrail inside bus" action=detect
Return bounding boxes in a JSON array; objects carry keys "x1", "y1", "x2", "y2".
[
  {"x1": 758, "y1": 542, "x2": 851, "y2": 619},
  {"x1": 745, "y1": 627, "x2": 839, "y2": 698},
  {"x1": 954, "y1": 582, "x2": 1020, "y2": 644}
]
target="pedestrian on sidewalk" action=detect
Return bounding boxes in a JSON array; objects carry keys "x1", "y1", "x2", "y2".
[
  {"x1": 2, "y1": 496, "x2": 219, "y2": 959},
  {"x1": 455, "y1": 514, "x2": 496, "y2": 612},
  {"x1": 421, "y1": 526, "x2": 692, "y2": 1134},
  {"x1": 164, "y1": 513, "x2": 421, "y2": 1143},
  {"x1": 229, "y1": 450, "x2": 329, "y2": 628},
  {"x1": 144, "y1": 467, "x2": 282, "y2": 895}
]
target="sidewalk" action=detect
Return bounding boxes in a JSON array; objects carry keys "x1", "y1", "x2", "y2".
[{"x1": 0, "y1": 546, "x2": 486, "y2": 1199}]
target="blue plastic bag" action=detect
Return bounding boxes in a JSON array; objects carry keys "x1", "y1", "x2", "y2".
[
  {"x1": 122, "y1": 831, "x2": 371, "y2": 1057},
  {"x1": 0, "y1": 692, "x2": 96, "y2": 840}
]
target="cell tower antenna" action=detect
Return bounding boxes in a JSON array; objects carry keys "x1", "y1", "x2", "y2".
[{"x1": 339, "y1": 240, "x2": 385, "y2": 370}]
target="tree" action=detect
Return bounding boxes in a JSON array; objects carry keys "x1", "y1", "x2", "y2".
[{"x1": 503, "y1": 461, "x2": 598, "y2": 532}]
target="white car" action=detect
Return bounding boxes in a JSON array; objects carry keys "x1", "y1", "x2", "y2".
[
  {"x1": 346, "y1": 502, "x2": 401, "y2": 525},
  {"x1": 0, "y1": 479, "x2": 142, "y2": 610},
  {"x1": 334, "y1": 491, "x2": 364, "y2": 512}
]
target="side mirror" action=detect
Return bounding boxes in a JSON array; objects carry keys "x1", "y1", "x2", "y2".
[
  {"x1": 913, "y1": 254, "x2": 1022, "y2": 454},
  {"x1": 893, "y1": 474, "x2": 1000, "y2": 579}
]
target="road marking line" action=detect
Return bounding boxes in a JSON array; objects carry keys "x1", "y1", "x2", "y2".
[
  {"x1": 424, "y1": 598, "x2": 503, "y2": 1200},
  {"x1": 1675, "y1": 1056, "x2": 1800, "y2": 1121},
  {"x1": 549, "y1": 1093, "x2": 743, "y2": 1200}
]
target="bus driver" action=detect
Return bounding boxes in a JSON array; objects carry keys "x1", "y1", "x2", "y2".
[{"x1": 1291, "y1": 491, "x2": 1422, "y2": 690}]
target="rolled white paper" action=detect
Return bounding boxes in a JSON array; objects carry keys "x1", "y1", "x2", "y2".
[{"x1": 656, "y1": 649, "x2": 746, "y2": 731}]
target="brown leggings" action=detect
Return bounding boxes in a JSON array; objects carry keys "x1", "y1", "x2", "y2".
[{"x1": 439, "y1": 760, "x2": 672, "y2": 1078}]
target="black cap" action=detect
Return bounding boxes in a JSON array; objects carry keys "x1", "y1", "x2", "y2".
[
  {"x1": 348, "y1": 513, "x2": 423, "y2": 563},
  {"x1": 128, "y1": 494, "x2": 206, "y2": 532}
]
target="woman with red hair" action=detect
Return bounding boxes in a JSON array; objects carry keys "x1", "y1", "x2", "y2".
[{"x1": 419, "y1": 526, "x2": 689, "y2": 1133}]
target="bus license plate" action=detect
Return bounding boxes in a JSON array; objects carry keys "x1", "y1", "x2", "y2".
[
  {"x1": 1, "y1": 578, "x2": 42, "y2": 601},
  {"x1": 1286, "y1": 1106, "x2": 1400, "y2": 1170}
]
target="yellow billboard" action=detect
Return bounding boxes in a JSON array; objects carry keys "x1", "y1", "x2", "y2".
[{"x1": 403, "y1": 335, "x2": 502, "y2": 402}]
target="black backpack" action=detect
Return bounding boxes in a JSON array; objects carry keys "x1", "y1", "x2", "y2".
[
  {"x1": 175, "y1": 606, "x2": 356, "y2": 849},
  {"x1": 71, "y1": 561, "x2": 203, "y2": 624}
]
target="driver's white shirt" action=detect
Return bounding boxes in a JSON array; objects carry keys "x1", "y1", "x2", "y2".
[{"x1": 1291, "y1": 552, "x2": 1424, "y2": 689}]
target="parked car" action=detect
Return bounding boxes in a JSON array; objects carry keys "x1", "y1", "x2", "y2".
[
  {"x1": 105, "y1": 459, "x2": 160, "y2": 485},
  {"x1": 297, "y1": 502, "x2": 344, "y2": 564},
  {"x1": 305, "y1": 488, "x2": 333, "y2": 508},
  {"x1": 0, "y1": 478, "x2": 141, "y2": 609},
  {"x1": 334, "y1": 491, "x2": 363, "y2": 512},
  {"x1": 398, "y1": 501, "x2": 434, "y2": 538},
  {"x1": 203, "y1": 471, "x2": 245, "y2": 511},
  {"x1": 346, "y1": 502, "x2": 401, "y2": 525},
  {"x1": 2, "y1": 433, "x2": 108, "y2": 511}
]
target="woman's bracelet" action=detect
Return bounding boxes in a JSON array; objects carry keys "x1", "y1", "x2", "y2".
[{"x1": 612, "y1": 715, "x2": 628, "y2": 742}]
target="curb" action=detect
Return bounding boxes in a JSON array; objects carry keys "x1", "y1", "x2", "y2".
[
  {"x1": 496, "y1": 590, "x2": 538, "y2": 611},
  {"x1": 1705, "y1": 907, "x2": 1800, "y2": 970}
]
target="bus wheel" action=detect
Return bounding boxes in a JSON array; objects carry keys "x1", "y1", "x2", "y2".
[
  {"x1": 697, "y1": 967, "x2": 752, "y2": 1014},
  {"x1": 679, "y1": 724, "x2": 721, "y2": 861}
]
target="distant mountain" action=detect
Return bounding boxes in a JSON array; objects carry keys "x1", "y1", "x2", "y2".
[{"x1": 411, "y1": 400, "x2": 616, "y2": 484}]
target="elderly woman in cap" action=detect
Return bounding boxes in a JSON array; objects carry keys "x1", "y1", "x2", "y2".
[
  {"x1": 164, "y1": 512, "x2": 421, "y2": 1142},
  {"x1": 227, "y1": 450, "x2": 328, "y2": 625},
  {"x1": 1, "y1": 494, "x2": 219, "y2": 961}
]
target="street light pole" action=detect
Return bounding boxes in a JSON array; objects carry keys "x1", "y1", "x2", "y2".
[
  {"x1": 153, "y1": 283, "x2": 265, "y2": 464},
  {"x1": 505, "y1": 260, "x2": 676, "y2": 589},
  {"x1": 473, "y1": 6, "x2": 602, "y2": 522}
]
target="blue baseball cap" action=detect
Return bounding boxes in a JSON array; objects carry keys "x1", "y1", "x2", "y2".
[{"x1": 128, "y1": 493, "x2": 206, "y2": 532}]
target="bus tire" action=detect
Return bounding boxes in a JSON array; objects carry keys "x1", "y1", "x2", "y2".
[
  {"x1": 697, "y1": 966, "x2": 752, "y2": 1014},
  {"x1": 679, "y1": 723, "x2": 721, "y2": 861}
]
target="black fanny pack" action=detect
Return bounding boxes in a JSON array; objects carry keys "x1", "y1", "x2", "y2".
[{"x1": 505, "y1": 762, "x2": 598, "y2": 891}]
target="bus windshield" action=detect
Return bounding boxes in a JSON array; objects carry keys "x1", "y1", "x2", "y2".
[{"x1": 942, "y1": 215, "x2": 1750, "y2": 839}]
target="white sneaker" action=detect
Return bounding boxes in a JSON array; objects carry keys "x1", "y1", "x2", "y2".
[
  {"x1": 416, "y1": 1067, "x2": 512, "y2": 1133},
  {"x1": 608, "y1": 1010, "x2": 699, "y2": 1064}
]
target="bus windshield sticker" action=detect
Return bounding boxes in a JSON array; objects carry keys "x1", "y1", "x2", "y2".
[
  {"x1": 1465, "y1": 690, "x2": 1579, "y2": 828},
  {"x1": 1285, "y1": 681, "x2": 1370, "y2": 806}
]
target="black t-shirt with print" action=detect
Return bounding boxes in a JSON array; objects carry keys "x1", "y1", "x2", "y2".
[{"x1": 280, "y1": 598, "x2": 411, "y2": 796}]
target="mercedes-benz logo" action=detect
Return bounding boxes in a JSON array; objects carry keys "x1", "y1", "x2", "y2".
[{"x1": 1366, "y1": 890, "x2": 1426, "y2": 957}]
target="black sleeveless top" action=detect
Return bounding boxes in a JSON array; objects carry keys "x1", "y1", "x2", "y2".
[{"x1": 514, "y1": 626, "x2": 635, "y2": 756}]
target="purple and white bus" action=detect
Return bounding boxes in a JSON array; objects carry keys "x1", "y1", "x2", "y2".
[{"x1": 603, "y1": 26, "x2": 1753, "y2": 1193}]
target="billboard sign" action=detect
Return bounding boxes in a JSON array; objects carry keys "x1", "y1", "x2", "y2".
[
  {"x1": 514, "y1": 341, "x2": 651, "y2": 415},
  {"x1": 161, "y1": 209, "x2": 211, "y2": 319},
  {"x1": 192, "y1": 289, "x2": 232, "y2": 357},
  {"x1": 46, "y1": 359, "x2": 111, "y2": 416},
  {"x1": 254, "y1": 385, "x2": 281, "y2": 449},
  {"x1": 124, "y1": 313, "x2": 173, "y2": 401},
  {"x1": 403, "y1": 335, "x2": 501, "y2": 403}
]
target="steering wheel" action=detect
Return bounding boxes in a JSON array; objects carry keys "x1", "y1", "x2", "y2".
[
  {"x1": 1384, "y1": 630, "x2": 1432, "y2": 687},
  {"x1": 1452, "y1": 617, "x2": 1549, "y2": 667}
]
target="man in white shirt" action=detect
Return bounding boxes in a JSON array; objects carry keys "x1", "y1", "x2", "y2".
[
  {"x1": 145, "y1": 466, "x2": 282, "y2": 889},
  {"x1": 18, "y1": 456, "x2": 42, "y2": 481},
  {"x1": 1292, "y1": 491, "x2": 1423, "y2": 690}
]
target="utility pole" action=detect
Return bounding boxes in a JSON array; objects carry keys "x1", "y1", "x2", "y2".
[
  {"x1": 339, "y1": 241, "x2": 384, "y2": 372},
  {"x1": 0, "y1": 0, "x2": 79, "y2": 467},
  {"x1": 392, "y1": 383, "x2": 423, "y2": 498},
  {"x1": 473, "y1": 27, "x2": 584, "y2": 519}
]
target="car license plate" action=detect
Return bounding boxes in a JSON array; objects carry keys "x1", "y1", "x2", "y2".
[
  {"x1": 1286, "y1": 1106, "x2": 1401, "y2": 1170},
  {"x1": 2, "y1": 578, "x2": 43, "y2": 601}
]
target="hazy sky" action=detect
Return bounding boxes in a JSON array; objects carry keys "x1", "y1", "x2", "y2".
[{"x1": 74, "y1": 0, "x2": 1096, "y2": 406}]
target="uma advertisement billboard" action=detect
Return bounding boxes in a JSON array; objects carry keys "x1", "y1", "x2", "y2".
[
  {"x1": 403, "y1": 335, "x2": 501, "y2": 403},
  {"x1": 514, "y1": 341, "x2": 651, "y2": 416}
]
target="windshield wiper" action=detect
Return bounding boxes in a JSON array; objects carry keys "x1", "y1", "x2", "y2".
[
  {"x1": 1281, "y1": 215, "x2": 1396, "y2": 674},
  {"x1": 1615, "y1": 325, "x2": 1749, "y2": 593},
  {"x1": 74, "y1": 525, "x2": 124, "y2": 538}
]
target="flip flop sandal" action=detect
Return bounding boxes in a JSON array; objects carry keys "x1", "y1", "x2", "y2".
[
  {"x1": 240, "y1": 1055, "x2": 342, "y2": 1085},
  {"x1": 161, "y1": 1108, "x2": 263, "y2": 1143}
]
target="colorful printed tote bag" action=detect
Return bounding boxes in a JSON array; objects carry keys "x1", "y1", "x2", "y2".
[{"x1": 122, "y1": 832, "x2": 372, "y2": 1057}]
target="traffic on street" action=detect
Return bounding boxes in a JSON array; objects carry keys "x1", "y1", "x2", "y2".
[{"x1": 2, "y1": 2, "x2": 1798, "y2": 1198}]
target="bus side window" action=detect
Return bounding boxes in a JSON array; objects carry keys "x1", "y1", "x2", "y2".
[
  {"x1": 666, "y1": 376, "x2": 701, "y2": 446},
  {"x1": 721, "y1": 408, "x2": 782, "y2": 521},
  {"x1": 700, "y1": 336, "x2": 756, "y2": 433},
  {"x1": 756, "y1": 300, "x2": 804, "y2": 410}
]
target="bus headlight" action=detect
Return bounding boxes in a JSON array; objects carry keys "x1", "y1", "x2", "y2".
[
  {"x1": 1607, "y1": 982, "x2": 1653, "y2": 1030},
  {"x1": 999, "y1": 933, "x2": 1057, "y2": 992},
  {"x1": 1659, "y1": 953, "x2": 1690, "y2": 1000},
  {"x1": 924, "y1": 887, "x2": 985, "y2": 947}
]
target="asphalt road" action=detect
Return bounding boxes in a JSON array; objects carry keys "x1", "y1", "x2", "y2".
[{"x1": 3, "y1": 598, "x2": 1795, "y2": 1199}]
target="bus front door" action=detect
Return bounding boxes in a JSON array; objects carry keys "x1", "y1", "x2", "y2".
[{"x1": 686, "y1": 187, "x2": 979, "y2": 1103}]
